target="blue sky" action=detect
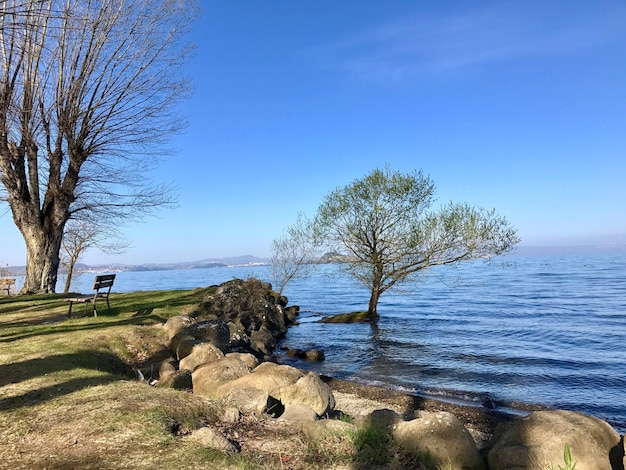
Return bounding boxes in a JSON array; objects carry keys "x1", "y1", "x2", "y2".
[{"x1": 1, "y1": 1, "x2": 626, "y2": 266}]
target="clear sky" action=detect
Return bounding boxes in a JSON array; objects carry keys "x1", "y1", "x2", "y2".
[{"x1": 1, "y1": 0, "x2": 626, "y2": 266}]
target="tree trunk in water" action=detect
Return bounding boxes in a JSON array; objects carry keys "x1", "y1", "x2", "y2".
[
  {"x1": 21, "y1": 226, "x2": 64, "y2": 294},
  {"x1": 367, "y1": 288, "x2": 380, "y2": 320}
]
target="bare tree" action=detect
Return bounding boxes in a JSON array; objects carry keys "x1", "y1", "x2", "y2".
[
  {"x1": 0, "y1": 0, "x2": 196, "y2": 293},
  {"x1": 60, "y1": 219, "x2": 128, "y2": 293},
  {"x1": 270, "y1": 213, "x2": 319, "y2": 295}
]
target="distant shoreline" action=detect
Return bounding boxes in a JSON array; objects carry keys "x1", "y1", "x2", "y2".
[{"x1": 4, "y1": 245, "x2": 626, "y2": 275}]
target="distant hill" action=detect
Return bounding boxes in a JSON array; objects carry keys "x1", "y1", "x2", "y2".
[{"x1": 5, "y1": 255, "x2": 270, "y2": 275}]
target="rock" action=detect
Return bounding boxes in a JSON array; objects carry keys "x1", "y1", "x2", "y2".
[
  {"x1": 187, "y1": 426, "x2": 238, "y2": 454},
  {"x1": 392, "y1": 410, "x2": 485, "y2": 470},
  {"x1": 168, "y1": 332, "x2": 194, "y2": 355},
  {"x1": 487, "y1": 410, "x2": 622, "y2": 470},
  {"x1": 277, "y1": 404, "x2": 319, "y2": 424},
  {"x1": 225, "y1": 352, "x2": 259, "y2": 370},
  {"x1": 187, "y1": 320, "x2": 230, "y2": 352},
  {"x1": 284, "y1": 306, "x2": 299, "y2": 322},
  {"x1": 218, "y1": 362, "x2": 304, "y2": 397},
  {"x1": 301, "y1": 349, "x2": 325, "y2": 361},
  {"x1": 249, "y1": 326, "x2": 277, "y2": 357},
  {"x1": 285, "y1": 348, "x2": 301, "y2": 358},
  {"x1": 353, "y1": 408, "x2": 402, "y2": 430},
  {"x1": 174, "y1": 335, "x2": 200, "y2": 361},
  {"x1": 276, "y1": 372, "x2": 335, "y2": 416},
  {"x1": 158, "y1": 358, "x2": 178, "y2": 381},
  {"x1": 163, "y1": 315, "x2": 195, "y2": 341},
  {"x1": 223, "y1": 387, "x2": 270, "y2": 415},
  {"x1": 157, "y1": 369, "x2": 192, "y2": 390},
  {"x1": 221, "y1": 407, "x2": 240, "y2": 424},
  {"x1": 302, "y1": 419, "x2": 357, "y2": 441},
  {"x1": 179, "y1": 342, "x2": 225, "y2": 371},
  {"x1": 192, "y1": 357, "x2": 251, "y2": 398}
]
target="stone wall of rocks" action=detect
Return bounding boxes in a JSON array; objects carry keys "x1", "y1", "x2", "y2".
[{"x1": 154, "y1": 278, "x2": 625, "y2": 469}]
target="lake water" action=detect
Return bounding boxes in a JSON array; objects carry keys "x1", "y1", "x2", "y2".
[{"x1": 59, "y1": 253, "x2": 625, "y2": 432}]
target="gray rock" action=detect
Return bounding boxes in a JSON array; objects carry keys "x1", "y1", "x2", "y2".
[
  {"x1": 157, "y1": 369, "x2": 192, "y2": 390},
  {"x1": 219, "y1": 362, "x2": 304, "y2": 397},
  {"x1": 187, "y1": 426, "x2": 237, "y2": 453},
  {"x1": 187, "y1": 320, "x2": 230, "y2": 352},
  {"x1": 353, "y1": 408, "x2": 402, "y2": 430},
  {"x1": 179, "y1": 342, "x2": 224, "y2": 371},
  {"x1": 277, "y1": 404, "x2": 319, "y2": 424},
  {"x1": 158, "y1": 358, "x2": 178, "y2": 381},
  {"x1": 175, "y1": 337, "x2": 201, "y2": 360},
  {"x1": 487, "y1": 410, "x2": 622, "y2": 470},
  {"x1": 222, "y1": 386, "x2": 270, "y2": 415},
  {"x1": 225, "y1": 352, "x2": 259, "y2": 370},
  {"x1": 301, "y1": 349, "x2": 325, "y2": 361},
  {"x1": 221, "y1": 406, "x2": 240, "y2": 424},
  {"x1": 276, "y1": 372, "x2": 335, "y2": 416},
  {"x1": 163, "y1": 315, "x2": 195, "y2": 341},
  {"x1": 192, "y1": 357, "x2": 251, "y2": 398},
  {"x1": 392, "y1": 410, "x2": 485, "y2": 470}
]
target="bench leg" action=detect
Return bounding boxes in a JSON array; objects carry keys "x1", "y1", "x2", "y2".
[{"x1": 68, "y1": 302, "x2": 74, "y2": 318}]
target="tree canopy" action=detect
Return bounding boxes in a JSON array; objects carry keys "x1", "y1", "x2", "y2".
[
  {"x1": 0, "y1": 0, "x2": 196, "y2": 292},
  {"x1": 312, "y1": 166, "x2": 520, "y2": 318}
]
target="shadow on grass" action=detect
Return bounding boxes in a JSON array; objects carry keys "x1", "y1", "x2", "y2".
[
  {"x1": 0, "y1": 374, "x2": 120, "y2": 411},
  {"x1": 0, "y1": 314, "x2": 166, "y2": 344},
  {"x1": 0, "y1": 350, "x2": 130, "y2": 388},
  {"x1": 0, "y1": 288, "x2": 208, "y2": 344},
  {"x1": 0, "y1": 350, "x2": 131, "y2": 411}
]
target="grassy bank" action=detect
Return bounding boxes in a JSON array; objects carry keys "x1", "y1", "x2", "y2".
[{"x1": 0, "y1": 290, "x2": 422, "y2": 470}]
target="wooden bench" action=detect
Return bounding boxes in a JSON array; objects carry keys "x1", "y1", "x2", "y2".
[
  {"x1": 66, "y1": 274, "x2": 116, "y2": 318},
  {"x1": 0, "y1": 278, "x2": 16, "y2": 296}
]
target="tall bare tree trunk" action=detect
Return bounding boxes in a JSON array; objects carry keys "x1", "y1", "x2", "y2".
[{"x1": 16, "y1": 212, "x2": 65, "y2": 293}]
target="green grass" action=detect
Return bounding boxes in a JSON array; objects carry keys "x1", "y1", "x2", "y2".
[{"x1": 0, "y1": 289, "x2": 430, "y2": 469}]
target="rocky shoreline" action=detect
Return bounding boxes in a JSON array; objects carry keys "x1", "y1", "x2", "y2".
[{"x1": 154, "y1": 278, "x2": 625, "y2": 469}]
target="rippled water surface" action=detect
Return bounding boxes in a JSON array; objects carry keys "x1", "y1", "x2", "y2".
[{"x1": 65, "y1": 253, "x2": 625, "y2": 431}]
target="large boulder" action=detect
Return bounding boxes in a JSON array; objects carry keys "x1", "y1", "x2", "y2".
[
  {"x1": 163, "y1": 315, "x2": 195, "y2": 341},
  {"x1": 225, "y1": 352, "x2": 259, "y2": 370},
  {"x1": 192, "y1": 357, "x2": 251, "y2": 398},
  {"x1": 392, "y1": 410, "x2": 485, "y2": 470},
  {"x1": 217, "y1": 362, "x2": 304, "y2": 397},
  {"x1": 223, "y1": 387, "x2": 271, "y2": 415},
  {"x1": 487, "y1": 410, "x2": 622, "y2": 470},
  {"x1": 179, "y1": 342, "x2": 225, "y2": 371},
  {"x1": 275, "y1": 372, "x2": 335, "y2": 416}
]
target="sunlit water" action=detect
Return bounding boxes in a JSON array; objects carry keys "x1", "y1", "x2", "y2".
[{"x1": 59, "y1": 254, "x2": 625, "y2": 432}]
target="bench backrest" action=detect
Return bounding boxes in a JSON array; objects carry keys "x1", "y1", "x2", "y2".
[
  {"x1": 92, "y1": 274, "x2": 116, "y2": 292},
  {"x1": 0, "y1": 278, "x2": 15, "y2": 285}
]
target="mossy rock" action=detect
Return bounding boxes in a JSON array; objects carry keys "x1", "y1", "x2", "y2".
[{"x1": 319, "y1": 311, "x2": 376, "y2": 323}]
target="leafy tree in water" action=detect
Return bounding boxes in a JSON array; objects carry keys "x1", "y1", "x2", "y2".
[
  {"x1": 0, "y1": 0, "x2": 196, "y2": 293},
  {"x1": 312, "y1": 166, "x2": 520, "y2": 319}
]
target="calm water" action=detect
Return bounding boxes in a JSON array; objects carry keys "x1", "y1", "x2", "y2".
[{"x1": 60, "y1": 254, "x2": 625, "y2": 432}]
